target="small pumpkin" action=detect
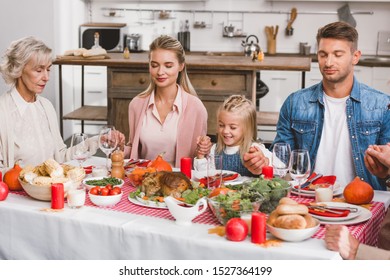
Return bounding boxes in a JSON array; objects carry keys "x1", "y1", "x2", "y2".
[
  {"x1": 4, "y1": 162, "x2": 23, "y2": 191},
  {"x1": 343, "y1": 176, "x2": 374, "y2": 205},
  {"x1": 149, "y1": 153, "x2": 172, "y2": 172}
]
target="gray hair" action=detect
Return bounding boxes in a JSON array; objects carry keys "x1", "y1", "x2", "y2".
[{"x1": 0, "y1": 36, "x2": 52, "y2": 85}]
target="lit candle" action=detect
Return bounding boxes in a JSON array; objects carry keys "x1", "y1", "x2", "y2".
[
  {"x1": 262, "y1": 166, "x2": 273, "y2": 179},
  {"x1": 51, "y1": 183, "x2": 64, "y2": 210},
  {"x1": 180, "y1": 157, "x2": 192, "y2": 178},
  {"x1": 251, "y1": 212, "x2": 266, "y2": 244}
]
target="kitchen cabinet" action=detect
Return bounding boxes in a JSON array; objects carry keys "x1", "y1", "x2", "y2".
[
  {"x1": 257, "y1": 71, "x2": 302, "y2": 143},
  {"x1": 372, "y1": 67, "x2": 390, "y2": 94}
]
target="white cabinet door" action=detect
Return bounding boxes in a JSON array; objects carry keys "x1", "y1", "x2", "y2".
[
  {"x1": 372, "y1": 67, "x2": 390, "y2": 94},
  {"x1": 354, "y1": 66, "x2": 372, "y2": 87},
  {"x1": 259, "y1": 71, "x2": 302, "y2": 112},
  {"x1": 305, "y1": 63, "x2": 322, "y2": 88}
]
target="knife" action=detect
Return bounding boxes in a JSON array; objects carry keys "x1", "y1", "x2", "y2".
[{"x1": 300, "y1": 173, "x2": 323, "y2": 189}]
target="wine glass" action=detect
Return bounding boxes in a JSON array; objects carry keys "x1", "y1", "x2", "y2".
[
  {"x1": 289, "y1": 149, "x2": 311, "y2": 198},
  {"x1": 70, "y1": 133, "x2": 89, "y2": 167},
  {"x1": 272, "y1": 143, "x2": 291, "y2": 178},
  {"x1": 98, "y1": 126, "x2": 118, "y2": 170}
]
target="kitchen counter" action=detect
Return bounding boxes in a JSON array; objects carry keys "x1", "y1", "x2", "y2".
[{"x1": 54, "y1": 53, "x2": 311, "y2": 137}]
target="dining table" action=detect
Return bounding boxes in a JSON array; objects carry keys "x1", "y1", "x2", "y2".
[{"x1": 1, "y1": 156, "x2": 389, "y2": 260}]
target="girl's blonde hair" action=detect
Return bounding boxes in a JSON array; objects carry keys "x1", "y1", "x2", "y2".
[
  {"x1": 0, "y1": 36, "x2": 52, "y2": 86},
  {"x1": 215, "y1": 95, "x2": 257, "y2": 161},
  {"x1": 138, "y1": 35, "x2": 197, "y2": 97}
]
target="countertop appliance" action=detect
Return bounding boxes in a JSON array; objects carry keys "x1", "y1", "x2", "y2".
[
  {"x1": 79, "y1": 23, "x2": 127, "y2": 52},
  {"x1": 126, "y1": 34, "x2": 142, "y2": 52}
]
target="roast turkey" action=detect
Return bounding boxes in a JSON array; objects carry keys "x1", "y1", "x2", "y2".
[{"x1": 140, "y1": 171, "x2": 191, "y2": 198}]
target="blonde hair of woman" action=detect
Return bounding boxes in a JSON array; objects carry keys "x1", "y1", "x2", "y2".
[{"x1": 138, "y1": 35, "x2": 197, "y2": 97}]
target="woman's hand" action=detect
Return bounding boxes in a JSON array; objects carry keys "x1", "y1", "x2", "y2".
[
  {"x1": 324, "y1": 224, "x2": 359, "y2": 260},
  {"x1": 112, "y1": 130, "x2": 126, "y2": 151},
  {"x1": 196, "y1": 136, "x2": 212, "y2": 159},
  {"x1": 243, "y1": 146, "x2": 269, "y2": 175},
  {"x1": 364, "y1": 144, "x2": 390, "y2": 178}
]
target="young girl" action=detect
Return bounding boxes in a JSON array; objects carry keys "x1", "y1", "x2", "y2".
[{"x1": 194, "y1": 95, "x2": 271, "y2": 177}]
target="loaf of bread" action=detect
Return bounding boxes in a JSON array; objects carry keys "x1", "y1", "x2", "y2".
[
  {"x1": 303, "y1": 214, "x2": 317, "y2": 228},
  {"x1": 274, "y1": 214, "x2": 307, "y2": 229},
  {"x1": 267, "y1": 210, "x2": 279, "y2": 226},
  {"x1": 83, "y1": 48, "x2": 107, "y2": 57},
  {"x1": 276, "y1": 203, "x2": 309, "y2": 215}
]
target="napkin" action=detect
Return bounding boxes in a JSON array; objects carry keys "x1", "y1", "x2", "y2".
[
  {"x1": 83, "y1": 166, "x2": 93, "y2": 174},
  {"x1": 199, "y1": 173, "x2": 239, "y2": 186},
  {"x1": 308, "y1": 208, "x2": 350, "y2": 218},
  {"x1": 296, "y1": 173, "x2": 337, "y2": 191}
]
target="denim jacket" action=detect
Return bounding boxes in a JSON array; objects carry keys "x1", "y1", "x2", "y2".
[{"x1": 272, "y1": 78, "x2": 390, "y2": 190}]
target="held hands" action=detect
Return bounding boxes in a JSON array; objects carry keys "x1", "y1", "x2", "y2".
[
  {"x1": 364, "y1": 144, "x2": 390, "y2": 178},
  {"x1": 196, "y1": 136, "x2": 212, "y2": 159},
  {"x1": 243, "y1": 146, "x2": 269, "y2": 175},
  {"x1": 324, "y1": 224, "x2": 359, "y2": 260}
]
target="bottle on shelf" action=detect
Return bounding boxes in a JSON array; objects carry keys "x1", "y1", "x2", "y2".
[{"x1": 92, "y1": 32, "x2": 102, "y2": 49}]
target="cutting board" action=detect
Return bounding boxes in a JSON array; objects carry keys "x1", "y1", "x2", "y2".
[{"x1": 55, "y1": 54, "x2": 110, "y2": 60}]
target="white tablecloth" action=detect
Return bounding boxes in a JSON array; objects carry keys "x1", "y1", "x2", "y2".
[{"x1": 0, "y1": 157, "x2": 388, "y2": 260}]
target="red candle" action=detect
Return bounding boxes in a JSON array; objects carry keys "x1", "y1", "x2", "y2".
[
  {"x1": 251, "y1": 212, "x2": 266, "y2": 244},
  {"x1": 51, "y1": 183, "x2": 64, "y2": 210},
  {"x1": 262, "y1": 166, "x2": 273, "y2": 179},
  {"x1": 180, "y1": 157, "x2": 192, "y2": 178}
]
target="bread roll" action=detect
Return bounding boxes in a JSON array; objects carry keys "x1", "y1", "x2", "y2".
[
  {"x1": 267, "y1": 210, "x2": 279, "y2": 226},
  {"x1": 73, "y1": 48, "x2": 87, "y2": 56},
  {"x1": 279, "y1": 197, "x2": 298, "y2": 205},
  {"x1": 303, "y1": 214, "x2": 317, "y2": 228},
  {"x1": 276, "y1": 203, "x2": 309, "y2": 215},
  {"x1": 274, "y1": 214, "x2": 307, "y2": 229}
]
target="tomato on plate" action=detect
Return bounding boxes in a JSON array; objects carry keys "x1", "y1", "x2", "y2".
[{"x1": 225, "y1": 218, "x2": 248, "y2": 242}]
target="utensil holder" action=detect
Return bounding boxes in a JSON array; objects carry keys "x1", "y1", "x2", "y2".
[{"x1": 267, "y1": 39, "x2": 276, "y2": 55}]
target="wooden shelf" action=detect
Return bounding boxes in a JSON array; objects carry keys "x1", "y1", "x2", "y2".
[
  {"x1": 63, "y1": 106, "x2": 107, "y2": 121},
  {"x1": 257, "y1": 111, "x2": 279, "y2": 126}
]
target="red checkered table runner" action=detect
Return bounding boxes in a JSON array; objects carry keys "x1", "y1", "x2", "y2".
[{"x1": 12, "y1": 178, "x2": 387, "y2": 246}]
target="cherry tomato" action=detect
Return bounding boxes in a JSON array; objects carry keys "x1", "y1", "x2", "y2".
[
  {"x1": 100, "y1": 188, "x2": 110, "y2": 196},
  {"x1": 109, "y1": 189, "x2": 120, "y2": 196},
  {"x1": 113, "y1": 187, "x2": 121, "y2": 194},
  {"x1": 106, "y1": 184, "x2": 113, "y2": 190},
  {"x1": 225, "y1": 218, "x2": 248, "y2": 242},
  {"x1": 90, "y1": 187, "x2": 100, "y2": 195}
]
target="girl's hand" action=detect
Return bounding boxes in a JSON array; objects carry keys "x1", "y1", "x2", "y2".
[
  {"x1": 243, "y1": 146, "x2": 269, "y2": 175},
  {"x1": 196, "y1": 136, "x2": 212, "y2": 159}
]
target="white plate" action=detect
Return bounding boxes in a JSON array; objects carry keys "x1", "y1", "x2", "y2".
[
  {"x1": 290, "y1": 181, "x2": 343, "y2": 197},
  {"x1": 312, "y1": 202, "x2": 372, "y2": 225},
  {"x1": 192, "y1": 170, "x2": 241, "y2": 183},
  {"x1": 128, "y1": 195, "x2": 168, "y2": 209},
  {"x1": 82, "y1": 176, "x2": 124, "y2": 190},
  {"x1": 309, "y1": 202, "x2": 361, "y2": 222}
]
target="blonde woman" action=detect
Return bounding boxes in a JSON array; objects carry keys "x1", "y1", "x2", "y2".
[
  {"x1": 194, "y1": 95, "x2": 271, "y2": 176},
  {"x1": 125, "y1": 35, "x2": 208, "y2": 167}
]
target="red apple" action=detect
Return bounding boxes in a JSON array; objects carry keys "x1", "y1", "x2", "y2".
[
  {"x1": 0, "y1": 171, "x2": 9, "y2": 201},
  {"x1": 225, "y1": 218, "x2": 248, "y2": 242}
]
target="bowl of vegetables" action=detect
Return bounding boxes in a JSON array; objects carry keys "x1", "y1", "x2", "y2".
[
  {"x1": 207, "y1": 190, "x2": 264, "y2": 225},
  {"x1": 82, "y1": 176, "x2": 124, "y2": 190}
]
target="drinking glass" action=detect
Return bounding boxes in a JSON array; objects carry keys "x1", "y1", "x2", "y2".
[
  {"x1": 272, "y1": 143, "x2": 291, "y2": 178},
  {"x1": 289, "y1": 149, "x2": 311, "y2": 198},
  {"x1": 70, "y1": 133, "x2": 89, "y2": 167},
  {"x1": 207, "y1": 155, "x2": 223, "y2": 189},
  {"x1": 98, "y1": 126, "x2": 118, "y2": 170}
]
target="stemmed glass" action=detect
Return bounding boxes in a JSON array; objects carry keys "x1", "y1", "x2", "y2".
[
  {"x1": 70, "y1": 133, "x2": 89, "y2": 167},
  {"x1": 289, "y1": 149, "x2": 311, "y2": 198},
  {"x1": 272, "y1": 143, "x2": 291, "y2": 178},
  {"x1": 98, "y1": 125, "x2": 118, "y2": 170}
]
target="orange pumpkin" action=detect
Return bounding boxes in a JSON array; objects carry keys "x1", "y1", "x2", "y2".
[
  {"x1": 343, "y1": 176, "x2": 374, "y2": 205},
  {"x1": 149, "y1": 153, "x2": 172, "y2": 172},
  {"x1": 4, "y1": 162, "x2": 23, "y2": 191}
]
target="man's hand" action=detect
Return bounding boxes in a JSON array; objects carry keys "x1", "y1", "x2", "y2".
[
  {"x1": 324, "y1": 224, "x2": 359, "y2": 260},
  {"x1": 364, "y1": 144, "x2": 390, "y2": 178},
  {"x1": 243, "y1": 146, "x2": 269, "y2": 175}
]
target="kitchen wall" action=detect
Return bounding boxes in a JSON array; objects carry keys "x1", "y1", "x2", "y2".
[{"x1": 88, "y1": 0, "x2": 390, "y2": 55}]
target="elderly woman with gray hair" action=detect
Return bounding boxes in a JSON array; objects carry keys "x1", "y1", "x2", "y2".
[{"x1": 0, "y1": 36, "x2": 121, "y2": 173}]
